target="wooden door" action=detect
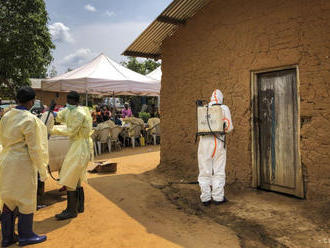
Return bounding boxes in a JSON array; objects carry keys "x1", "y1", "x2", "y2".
[{"x1": 256, "y1": 69, "x2": 304, "y2": 197}]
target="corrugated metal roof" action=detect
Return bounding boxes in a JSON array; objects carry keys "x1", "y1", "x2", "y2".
[{"x1": 122, "y1": 0, "x2": 211, "y2": 59}]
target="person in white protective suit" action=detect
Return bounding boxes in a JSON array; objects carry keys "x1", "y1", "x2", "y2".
[
  {"x1": 50, "y1": 91, "x2": 93, "y2": 220},
  {"x1": 0, "y1": 87, "x2": 49, "y2": 247},
  {"x1": 198, "y1": 89, "x2": 233, "y2": 206}
]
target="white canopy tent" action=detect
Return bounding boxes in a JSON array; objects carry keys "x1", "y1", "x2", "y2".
[
  {"x1": 42, "y1": 54, "x2": 160, "y2": 98},
  {"x1": 146, "y1": 66, "x2": 162, "y2": 81},
  {"x1": 147, "y1": 66, "x2": 162, "y2": 107}
]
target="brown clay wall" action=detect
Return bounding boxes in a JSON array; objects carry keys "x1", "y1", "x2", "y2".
[
  {"x1": 160, "y1": 0, "x2": 330, "y2": 199},
  {"x1": 35, "y1": 90, "x2": 68, "y2": 106}
]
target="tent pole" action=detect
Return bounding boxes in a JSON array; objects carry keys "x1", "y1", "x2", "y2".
[
  {"x1": 85, "y1": 91, "x2": 88, "y2": 106},
  {"x1": 112, "y1": 91, "x2": 116, "y2": 117}
]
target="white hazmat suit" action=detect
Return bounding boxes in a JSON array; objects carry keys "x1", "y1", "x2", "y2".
[
  {"x1": 0, "y1": 108, "x2": 49, "y2": 214},
  {"x1": 198, "y1": 89, "x2": 233, "y2": 203}
]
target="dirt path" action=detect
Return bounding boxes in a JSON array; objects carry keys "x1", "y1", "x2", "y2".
[{"x1": 29, "y1": 146, "x2": 240, "y2": 248}]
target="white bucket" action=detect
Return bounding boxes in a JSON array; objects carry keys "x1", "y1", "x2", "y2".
[{"x1": 48, "y1": 135, "x2": 70, "y2": 172}]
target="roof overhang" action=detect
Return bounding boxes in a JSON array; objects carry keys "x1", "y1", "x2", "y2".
[{"x1": 122, "y1": 0, "x2": 211, "y2": 59}]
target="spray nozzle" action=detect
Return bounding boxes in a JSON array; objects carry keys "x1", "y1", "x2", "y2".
[{"x1": 196, "y1": 100, "x2": 204, "y2": 106}]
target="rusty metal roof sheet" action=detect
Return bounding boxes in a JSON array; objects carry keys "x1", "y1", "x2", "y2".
[{"x1": 122, "y1": 0, "x2": 211, "y2": 59}]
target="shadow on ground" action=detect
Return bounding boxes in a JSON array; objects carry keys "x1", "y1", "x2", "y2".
[
  {"x1": 88, "y1": 173, "x2": 239, "y2": 248},
  {"x1": 35, "y1": 215, "x2": 73, "y2": 234},
  {"x1": 35, "y1": 189, "x2": 71, "y2": 234},
  {"x1": 38, "y1": 189, "x2": 66, "y2": 207},
  {"x1": 88, "y1": 174, "x2": 189, "y2": 247}
]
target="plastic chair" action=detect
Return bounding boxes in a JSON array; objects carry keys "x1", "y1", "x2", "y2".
[
  {"x1": 152, "y1": 123, "x2": 161, "y2": 145},
  {"x1": 97, "y1": 127, "x2": 111, "y2": 154},
  {"x1": 122, "y1": 117, "x2": 144, "y2": 148},
  {"x1": 129, "y1": 124, "x2": 143, "y2": 148},
  {"x1": 109, "y1": 126, "x2": 123, "y2": 151}
]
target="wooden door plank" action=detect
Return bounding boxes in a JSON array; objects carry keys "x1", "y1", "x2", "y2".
[
  {"x1": 274, "y1": 72, "x2": 296, "y2": 188},
  {"x1": 258, "y1": 75, "x2": 274, "y2": 185}
]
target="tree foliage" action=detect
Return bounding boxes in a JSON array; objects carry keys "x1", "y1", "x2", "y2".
[
  {"x1": 0, "y1": 0, "x2": 54, "y2": 98},
  {"x1": 121, "y1": 57, "x2": 160, "y2": 75}
]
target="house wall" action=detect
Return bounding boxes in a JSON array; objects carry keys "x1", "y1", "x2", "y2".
[
  {"x1": 160, "y1": 0, "x2": 330, "y2": 199},
  {"x1": 35, "y1": 90, "x2": 105, "y2": 107},
  {"x1": 35, "y1": 90, "x2": 68, "y2": 106}
]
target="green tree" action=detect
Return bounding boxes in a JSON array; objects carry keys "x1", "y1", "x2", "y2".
[
  {"x1": 121, "y1": 57, "x2": 160, "y2": 75},
  {"x1": 144, "y1": 59, "x2": 161, "y2": 75},
  {"x1": 0, "y1": 0, "x2": 55, "y2": 98}
]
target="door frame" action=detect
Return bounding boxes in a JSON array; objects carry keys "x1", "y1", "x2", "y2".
[{"x1": 250, "y1": 65, "x2": 304, "y2": 198}]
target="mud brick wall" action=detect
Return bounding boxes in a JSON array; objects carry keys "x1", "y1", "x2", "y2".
[
  {"x1": 159, "y1": 0, "x2": 330, "y2": 199},
  {"x1": 34, "y1": 90, "x2": 68, "y2": 106}
]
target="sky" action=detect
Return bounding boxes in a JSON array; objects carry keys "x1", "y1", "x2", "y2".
[{"x1": 45, "y1": 0, "x2": 172, "y2": 74}]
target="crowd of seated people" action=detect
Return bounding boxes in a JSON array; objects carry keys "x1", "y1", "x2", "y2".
[
  {"x1": 35, "y1": 100, "x2": 159, "y2": 129},
  {"x1": 91, "y1": 105, "x2": 126, "y2": 127}
]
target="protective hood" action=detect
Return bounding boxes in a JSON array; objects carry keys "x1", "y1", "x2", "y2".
[{"x1": 209, "y1": 89, "x2": 223, "y2": 105}]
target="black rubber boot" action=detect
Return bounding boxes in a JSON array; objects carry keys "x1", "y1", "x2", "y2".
[
  {"x1": 77, "y1": 187, "x2": 85, "y2": 213},
  {"x1": 213, "y1": 197, "x2": 228, "y2": 205},
  {"x1": 202, "y1": 200, "x2": 211, "y2": 206},
  {"x1": 37, "y1": 178, "x2": 45, "y2": 196},
  {"x1": 55, "y1": 190, "x2": 78, "y2": 220},
  {"x1": 18, "y1": 213, "x2": 46, "y2": 246},
  {"x1": 1, "y1": 205, "x2": 18, "y2": 247}
]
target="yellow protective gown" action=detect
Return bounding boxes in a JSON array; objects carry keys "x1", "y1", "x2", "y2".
[
  {"x1": 0, "y1": 109, "x2": 49, "y2": 214},
  {"x1": 51, "y1": 106, "x2": 93, "y2": 189}
]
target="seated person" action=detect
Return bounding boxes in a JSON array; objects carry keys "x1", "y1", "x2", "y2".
[
  {"x1": 101, "y1": 105, "x2": 111, "y2": 121},
  {"x1": 92, "y1": 106, "x2": 103, "y2": 125},
  {"x1": 114, "y1": 114, "x2": 122, "y2": 126},
  {"x1": 121, "y1": 103, "x2": 132, "y2": 118}
]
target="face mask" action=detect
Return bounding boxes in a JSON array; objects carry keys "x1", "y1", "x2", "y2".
[{"x1": 66, "y1": 103, "x2": 77, "y2": 110}]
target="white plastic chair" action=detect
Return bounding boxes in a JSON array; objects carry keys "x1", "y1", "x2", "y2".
[
  {"x1": 109, "y1": 126, "x2": 123, "y2": 151},
  {"x1": 129, "y1": 124, "x2": 142, "y2": 148},
  {"x1": 96, "y1": 127, "x2": 111, "y2": 154},
  {"x1": 152, "y1": 123, "x2": 160, "y2": 145},
  {"x1": 91, "y1": 129, "x2": 100, "y2": 156}
]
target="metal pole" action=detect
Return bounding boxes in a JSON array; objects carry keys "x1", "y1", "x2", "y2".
[
  {"x1": 85, "y1": 91, "x2": 88, "y2": 106},
  {"x1": 112, "y1": 91, "x2": 116, "y2": 117}
]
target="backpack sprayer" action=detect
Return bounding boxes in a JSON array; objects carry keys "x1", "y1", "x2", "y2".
[{"x1": 196, "y1": 100, "x2": 227, "y2": 147}]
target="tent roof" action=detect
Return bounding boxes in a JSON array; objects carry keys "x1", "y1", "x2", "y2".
[
  {"x1": 147, "y1": 67, "x2": 162, "y2": 81},
  {"x1": 42, "y1": 54, "x2": 160, "y2": 96}
]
